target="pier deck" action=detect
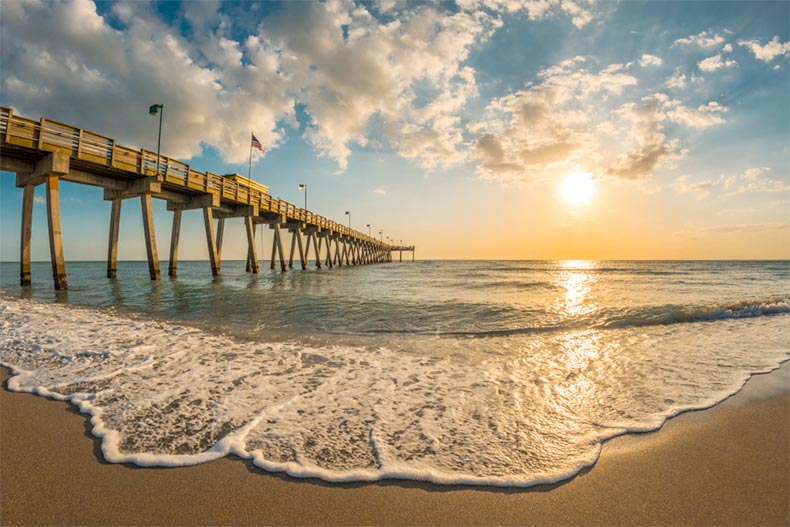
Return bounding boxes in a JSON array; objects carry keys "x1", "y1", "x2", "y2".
[{"x1": 0, "y1": 107, "x2": 411, "y2": 289}]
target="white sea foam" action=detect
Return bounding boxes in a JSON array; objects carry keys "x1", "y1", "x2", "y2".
[{"x1": 1, "y1": 294, "x2": 788, "y2": 487}]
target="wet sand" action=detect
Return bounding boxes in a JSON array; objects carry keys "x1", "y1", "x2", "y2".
[{"x1": 1, "y1": 366, "x2": 788, "y2": 526}]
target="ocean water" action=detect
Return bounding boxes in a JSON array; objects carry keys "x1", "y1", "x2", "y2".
[{"x1": 1, "y1": 260, "x2": 788, "y2": 487}]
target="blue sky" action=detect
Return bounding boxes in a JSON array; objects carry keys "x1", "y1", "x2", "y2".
[{"x1": 1, "y1": 0, "x2": 788, "y2": 261}]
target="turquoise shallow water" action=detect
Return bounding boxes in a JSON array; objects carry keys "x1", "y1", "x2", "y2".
[{"x1": 1, "y1": 260, "x2": 788, "y2": 485}]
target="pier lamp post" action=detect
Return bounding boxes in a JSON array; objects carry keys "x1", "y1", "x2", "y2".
[
  {"x1": 345, "y1": 211, "x2": 351, "y2": 230},
  {"x1": 366, "y1": 224, "x2": 371, "y2": 237},
  {"x1": 148, "y1": 104, "x2": 163, "y2": 177},
  {"x1": 379, "y1": 230, "x2": 383, "y2": 242},
  {"x1": 298, "y1": 183, "x2": 307, "y2": 210}
]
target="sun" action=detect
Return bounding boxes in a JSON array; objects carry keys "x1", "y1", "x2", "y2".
[{"x1": 561, "y1": 172, "x2": 595, "y2": 205}]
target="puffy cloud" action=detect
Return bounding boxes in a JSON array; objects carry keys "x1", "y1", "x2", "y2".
[
  {"x1": 639, "y1": 54, "x2": 663, "y2": 67},
  {"x1": 469, "y1": 60, "x2": 640, "y2": 183},
  {"x1": 607, "y1": 99, "x2": 683, "y2": 180},
  {"x1": 0, "y1": 0, "x2": 496, "y2": 170},
  {"x1": 373, "y1": 188, "x2": 387, "y2": 196},
  {"x1": 665, "y1": 100, "x2": 727, "y2": 128},
  {"x1": 673, "y1": 30, "x2": 727, "y2": 48},
  {"x1": 738, "y1": 36, "x2": 790, "y2": 62},
  {"x1": 468, "y1": 56, "x2": 728, "y2": 184},
  {"x1": 1, "y1": 0, "x2": 291, "y2": 162},
  {"x1": 456, "y1": 0, "x2": 609, "y2": 28},
  {"x1": 698, "y1": 54, "x2": 737, "y2": 72},
  {"x1": 665, "y1": 69, "x2": 687, "y2": 89}
]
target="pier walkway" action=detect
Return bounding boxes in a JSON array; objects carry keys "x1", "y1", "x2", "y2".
[{"x1": 0, "y1": 107, "x2": 413, "y2": 290}]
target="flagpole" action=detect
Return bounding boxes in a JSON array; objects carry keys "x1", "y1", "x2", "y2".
[{"x1": 248, "y1": 131, "x2": 253, "y2": 180}]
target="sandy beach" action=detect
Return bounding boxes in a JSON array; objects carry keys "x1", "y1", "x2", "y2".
[{"x1": 1, "y1": 366, "x2": 788, "y2": 526}]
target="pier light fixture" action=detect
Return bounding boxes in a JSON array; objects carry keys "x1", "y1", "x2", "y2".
[
  {"x1": 366, "y1": 224, "x2": 371, "y2": 237},
  {"x1": 345, "y1": 211, "x2": 351, "y2": 229},
  {"x1": 298, "y1": 183, "x2": 307, "y2": 210},
  {"x1": 148, "y1": 104, "x2": 163, "y2": 177},
  {"x1": 379, "y1": 230, "x2": 383, "y2": 242}
]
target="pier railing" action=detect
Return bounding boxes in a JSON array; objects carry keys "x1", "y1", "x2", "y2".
[{"x1": 0, "y1": 107, "x2": 378, "y2": 245}]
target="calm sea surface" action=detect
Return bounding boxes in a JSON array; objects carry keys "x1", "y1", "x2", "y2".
[{"x1": 1, "y1": 260, "x2": 788, "y2": 486}]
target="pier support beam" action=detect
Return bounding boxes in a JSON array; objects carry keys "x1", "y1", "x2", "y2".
[
  {"x1": 270, "y1": 234, "x2": 277, "y2": 270},
  {"x1": 296, "y1": 228, "x2": 306, "y2": 270},
  {"x1": 140, "y1": 194, "x2": 161, "y2": 280},
  {"x1": 288, "y1": 226, "x2": 307, "y2": 270},
  {"x1": 312, "y1": 233, "x2": 322, "y2": 269},
  {"x1": 107, "y1": 198, "x2": 122, "y2": 278},
  {"x1": 270, "y1": 224, "x2": 287, "y2": 272},
  {"x1": 333, "y1": 236, "x2": 342, "y2": 267},
  {"x1": 165, "y1": 193, "x2": 218, "y2": 277},
  {"x1": 103, "y1": 177, "x2": 162, "y2": 280},
  {"x1": 46, "y1": 175, "x2": 68, "y2": 290},
  {"x1": 20, "y1": 184, "x2": 33, "y2": 286},
  {"x1": 168, "y1": 209, "x2": 182, "y2": 277},
  {"x1": 245, "y1": 217, "x2": 259, "y2": 273},
  {"x1": 288, "y1": 230, "x2": 297, "y2": 269},
  {"x1": 324, "y1": 237, "x2": 333, "y2": 268},
  {"x1": 302, "y1": 226, "x2": 322, "y2": 270},
  {"x1": 203, "y1": 208, "x2": 221, "y2": 276},
  {"x1": 318, "y1": 232, "x2": 333, "y2": 268},
  {"x1": 215, "y1": 218, "x2": 225, "y2": 261},
  {"x1": 16, "y1": 152, "x2": 70, "y2": 289}
]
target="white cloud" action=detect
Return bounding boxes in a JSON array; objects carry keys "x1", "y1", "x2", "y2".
[
  {"x1": 665, "y1": 69, "x2": 687, "y2": 89},
  {"x1": 738, "y1": 36, "x2": 790, "y2": 62},
  {"x1": 1, "y1": 0, "x2": 292, "y2": 163},
  {"x1": 560, "y1": 0, "x2": 594, "y2": 28},
  {"x1": 673, "y1": 30, "x2": 727, "y2": 48},
  {"x1": 698, "y1": 54, "x2": 737, "y2": 72},
  {"x1": 639, "y1": 54, "x2": 663, "y2": 67},
  {"x1": 607, "y1": 99, "x2": 684, "y2": 180},
  {"x1": 469, "y1": 60, "x2": 643, "y2": 183},
  {"x1": 33, "y1": 196, "x2": 46, "y2": 205},
  {"x1": 373, "y1": 188, "x2": 387, "y2": 196},
  {"x1": 0, "y1": 0, "x2": 497, "y2": 171},
  {"x1": 665, "y1": 100, "x2": 727, "y2": 128},
  {"x1": 457, "y1": 0, "x2": 610, "y2": 28},
  {"x1": 468, "y1": 56, "x2": 729, "y2": 184}
]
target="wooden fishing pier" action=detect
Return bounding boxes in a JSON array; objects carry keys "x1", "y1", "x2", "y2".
[{"x1": 0, "y1": 107, "x2": 414, "y2": 290}]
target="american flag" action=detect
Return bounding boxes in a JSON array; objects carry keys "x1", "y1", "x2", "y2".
[{"x1": 251, "y1": 133, "x2": 263, "y2": 152}]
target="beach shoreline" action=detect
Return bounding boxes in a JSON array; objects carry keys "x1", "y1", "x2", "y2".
[{"x1": 2, "y1": 364, "x2": 788, "y2": 526}]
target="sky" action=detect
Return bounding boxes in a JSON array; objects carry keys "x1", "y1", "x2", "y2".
[{"x1": 0, "y1": 0, "x2": 788, "y2": 261}]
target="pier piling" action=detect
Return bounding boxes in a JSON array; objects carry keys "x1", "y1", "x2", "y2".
[
  {"x1": 20, "y1": 184, "x2": 33, "y2": 286},
  {"x1": 107, "y1": 198, "x2": 121, "y2": 278},
  {"x1": 168, "y1": 209, "x2": 182, "y2": 277},
  {"x1": 1, "y1": 107, "x2": 410, "y2": 285},
  {"x1": 140, "y1": 194, "x2": 161, "y2": 280},
  {"x1": 203, "y1": 208, "x2": 221, "y2": 276},
  {"x1": 46, "y1": 175, "x2": 68, "y2": 290}
]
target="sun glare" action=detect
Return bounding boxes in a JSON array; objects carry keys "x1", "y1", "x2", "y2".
[{"x1": 561, "y1": 172, "x2": 595, "y2": 205}]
